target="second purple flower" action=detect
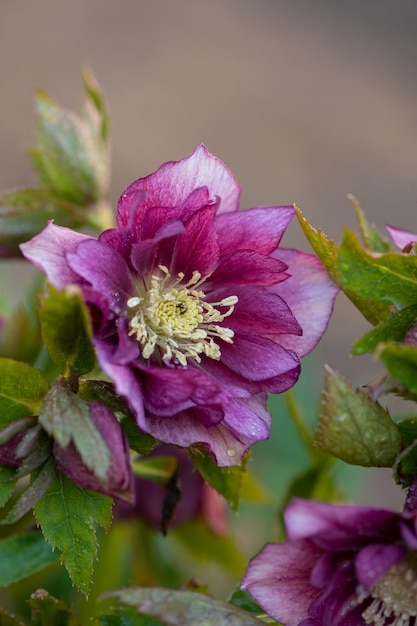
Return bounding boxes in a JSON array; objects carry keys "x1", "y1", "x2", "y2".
[{"x1": 21, "y1": 145, "x2": 337, "y2": 465}]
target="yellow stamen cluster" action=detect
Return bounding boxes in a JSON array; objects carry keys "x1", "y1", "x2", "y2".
[
  {"x1": 359, "y1": 554, "x2": 417, "y2": 626},
  {"x1": 127, "y1": 265, "x2": 237, "y2": 366}
]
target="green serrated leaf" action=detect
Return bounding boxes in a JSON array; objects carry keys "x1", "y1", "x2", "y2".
[
  {"x1": 316, "y1": 366, "x2": 401, "y2": 467},
  {"x1": 0, "y1": 359, "x2": 49, "y2": 427},
  {"x1": 0, "y1": 532, "x2": 58, "y2": 586},
  {"x1": 352, "y1": 305, "x2": 417, "y2": 355},
  {"x1": 339, "y1": 230, "x2": 417, "y2": 307},
  {"x1": 27, "y1": 588, "x2": 80, "y2": 626},
  {"x1": 81, "y1": 66, "x2": 110, "y2": 144},
  {"x1": 0, "y1": 187, "x2": 83, "y2": 252},
  {"x1": 294, "y1": 206, "x2": 340, "y2": 283},
  {"x1": 29, "y1": 89, "x2": 101, "y2": 205},
  {"x1": 378, "y1": 343, "x2": 417, "y2": 396},
  {"x1": 348, "y1": 194, "x2": 391, "y2": 253},
  {"x1": 39, "y1": 285, "x2": 95, "y2": 376},
  {"x1": 295, "y1": 207, "x2": 388, "y2": 325},
  {"x1": 101, "y1": 588, "x2": 263, "y2": 626},
  {"x1": 188, "y1": 446, "x2": 246, "y2": 511},
  {"x1": 34, "y1": 471, "x2": 112, "y2": 594},
  {"x1": 39, "y1": 377, "x2": 111, "y2": 482}
]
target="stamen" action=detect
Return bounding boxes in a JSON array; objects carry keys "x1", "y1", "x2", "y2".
[
  {"x1": 127, "y1": 267, "x2": 238, "y2": 365},
  {"x1": 360, "y1": 555, "x2": 417, "y2": 626}
]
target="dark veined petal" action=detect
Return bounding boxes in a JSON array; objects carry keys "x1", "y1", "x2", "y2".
[
  {"x1": 214, "y1": 205, "x2": 295, "y2": 255},
  {"x1": 20, "y1": 221, "x2": 92, "y2": 288},
  {"x1": 242, "y1": 540, "x2": 324, "y2": 626},
  {"x1": 206, "y1": 249, "x2": 289, "y2": 288},
  {"x1": 171, "y1": 205, "x2": 220, "y2": 278}
]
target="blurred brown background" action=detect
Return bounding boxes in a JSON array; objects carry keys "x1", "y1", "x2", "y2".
[{"x1": 1, "y1": 1, "x2": 417, "y2": 506}]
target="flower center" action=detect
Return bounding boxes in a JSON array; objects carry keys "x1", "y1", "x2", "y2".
[
  {"x1": 361, "y1": 553, "x2": 417, "y2": 626},
  {"x1": 127, "y1": 265, "x2": 238, "y2": 366}
]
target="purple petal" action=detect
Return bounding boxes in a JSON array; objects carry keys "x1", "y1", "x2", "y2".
[
  {"x1": 400, "y1": 519, "x2": 417, "y2": 549},
  {"x1": 139, "y1": 187, "x2": 212, "y2": 238},
  {"x1": 214, "y1": 206, "x2": 295, "y2": 255},
  {"x1": 206, "y1": 250, "x2": 289, "y2": 288},
  {"x1": 271, "y1": 249, "x2": 339, "y2": 357},
  {"x1": 220, "y1": 332, "x2": 300, "y2": 388},
  {"x1": 131, "y1": 219, "x2": 185, "y2": 275},
  {"x1": 386, "y1": 224, "x2": 417, "y2": 250},
  {"x1": 171, "y1": 205, "x2": 220, "y2": 278},
  {"x1": 284, "y1": 499, "x2": 401, "y2": 550},
  {"x1": 94, "y1": 339, "x2": 147, "y2": 431},
  {"x1": 117, "y1": 144, "x2": 240, "y2": 222},
  {"x1": 221, "y1": 393, "x2": 271, "y2": 441},
  {"x1": 20, "y1": 222, "x2": 92, "y2": 289},
  {"x1": 242, "y1": 540, "x2": 324, "y2": 626},
  {"x1": 140, "y1": 365, "x2": 223, "y2": 418},
  {"x1": 67, "y1": 239, "x2": 134, "y2": 312},
  {"x1": 143, "y1": 408, "x2": 255, "y2": 466},
  {"x1": 355, "y1": 543, "x2": 406, "y2": 590},
  {"x1": 215, "y1": 285, "x2": 302, "y2": 337}
]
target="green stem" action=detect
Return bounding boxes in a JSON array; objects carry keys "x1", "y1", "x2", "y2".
[{"x1": 284, "y1": 389, "x2": 317, "y2": 461}]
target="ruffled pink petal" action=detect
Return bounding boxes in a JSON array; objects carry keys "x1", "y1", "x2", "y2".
[
  {"x1": 386, "y1": 224, "x2": 417, "y2": 250},
  {"x1": 271, "y1": 248, "x2": 339, "y2": 357},
  {"x1": 20, "y1": 222, "x2": 92, "y2": 289},
  {"x1": 242, "y1": 540, "x2": 324, "y2": 626},
  {"x1": 214, "y1": 205, "x2": 294, "y2": 255},
  {"x1": 117, "y1": 145, "x2": 240, "y2": 227}
]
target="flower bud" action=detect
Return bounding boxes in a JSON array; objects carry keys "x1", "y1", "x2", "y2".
[{"x1": 54, "y1": 401, "x2": 134, "y2": 503}]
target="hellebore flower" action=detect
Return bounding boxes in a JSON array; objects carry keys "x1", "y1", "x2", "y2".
[
  {"x1": 242, "y1": 497, "x2": 417, "y2": 626},
  {"x1": 54, "y1": 401, "x2": 134, "y2": 503},
  {"x1": 115, "y1": 444, "x2": 228, "y2": 534},
  {"x1": 21, "y1": 145, "x2": 337, "y2": 465}
]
